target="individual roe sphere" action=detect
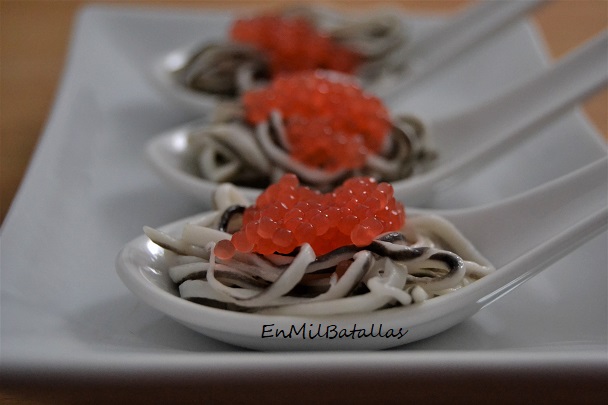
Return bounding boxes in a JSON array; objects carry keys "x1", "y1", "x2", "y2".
[
  {"x1": 214, "y1": 239, "x2": 236, "y2": 260},
  {"x1": 213, "y1": 174, "x2": 406, "y2": 259}
]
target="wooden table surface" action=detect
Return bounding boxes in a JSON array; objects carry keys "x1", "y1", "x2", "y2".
[{"x1": 1, "y1": 1, "x2": 607, "y2": 404}]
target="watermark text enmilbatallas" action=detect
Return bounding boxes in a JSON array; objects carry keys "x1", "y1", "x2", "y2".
[{"x1": 261, "y1": 323, "x2": 409, "y2": 340}]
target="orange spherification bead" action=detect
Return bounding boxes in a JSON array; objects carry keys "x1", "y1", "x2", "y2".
[
  {"x1": 284, "y1": 207, "x2": 304, "y2": 223},
  {"x1": 363, "y1": 196, "x2": 382, "y2": 212},
  {"x1": 232, "y1": 230, "x2": 254, "y2": 252},
  {"x1": 350, "y1": 217, "x2": 384, "y2": 246},
  {"x1": 257, "y1": 216, "x2": 279, "y2": 239},
  {"x1": 280, "y1": 172, "x2": 300, "y2": 188},
  {"x1": 337, "y1": 214, "x2": 359, "y2": 235},
  {"x1": 214, "y1": 239, "x2": 236, "y2": 260},
  {"x1": 293, "y1": 222, "x2": 316, "y2": 244},
  {"x1": 310, "y1": 212, "x2": 330, "y2": 236},
  {"x1": 255, "y1": 237, "x2": 276, "y2": 256},
  {"x1": 332, "y1": 190, "x2": 352, "y2": 206},
  {"x1": 245, "y1": 221, "x2": 260, "y2": 242},
  {"x1": 272, "y1": 228, "x2": 295, "y2": 251},
  {"x1": 323, "y1": 206, "x2": 341, "y2": 223}
]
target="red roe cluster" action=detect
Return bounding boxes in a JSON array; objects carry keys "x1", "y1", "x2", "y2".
[
  {"x1": 214, "y1": 174, "x2": 405, "y2": 259},
  {"x1": 230, "y1": 14, "x2": 361, "y2": 74},
  {"x1": 243, "y1": 72, "x2": 392, "y2": 171}
]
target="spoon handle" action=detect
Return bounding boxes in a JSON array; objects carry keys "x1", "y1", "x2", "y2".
[
  {"x1": 432, "y1": 30, "x2": 608, "y2": 175},
  {"x1": 429, "y1": 157, "x2": 607, "y2": 308},
  {"x1": 474, "y1": 157, "x2": 607, "y2": 307},
  {"x1": 385, "y1": 0, "x2": 546, "y2": 101},
  {"x1": 409, "y1": 0, "x2": 546, "y2": 71},
  {"x1": 444, "y1": 157, "x2": 608, "y2": 270}
]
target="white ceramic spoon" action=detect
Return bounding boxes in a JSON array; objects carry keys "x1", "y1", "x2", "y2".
[
  {"x1": 116, "y1": 157, "x2": 607, "y2": 351},
  {"x1": 151, "y1": 0, "x2": 545, "y2": 112},
  {"x1": 145, "y1": 31, "x2": 608, "y2": 206}
]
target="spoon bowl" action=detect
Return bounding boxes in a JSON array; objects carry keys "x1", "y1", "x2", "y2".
[
  {"x1": 116, "y1": 157, "x2": 607, "y2": 350},
  {"x1": 145, "y1": 32, "x2": 608, "y2": 207}
]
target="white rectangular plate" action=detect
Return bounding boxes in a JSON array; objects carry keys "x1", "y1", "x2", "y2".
[{"x1": 1, "y1": 5, "x2": 606, "y2": 381}]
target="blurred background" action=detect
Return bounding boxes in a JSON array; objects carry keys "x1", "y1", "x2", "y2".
[{"x1": 1, "y1": 0, "x2": 607, "y2": 226}]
